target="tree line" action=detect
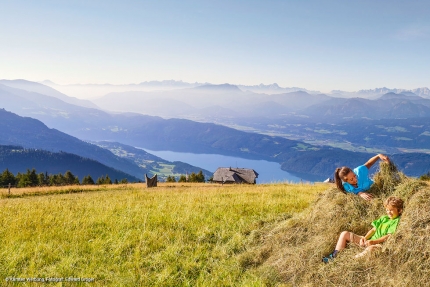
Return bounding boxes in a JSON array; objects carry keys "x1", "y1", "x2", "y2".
[
  {"x1": 165, "y1": 171, "x2": 206, "y2": 183},
  {"x1": 0, "y1": 168, "x2": 130, "y2": 188}
]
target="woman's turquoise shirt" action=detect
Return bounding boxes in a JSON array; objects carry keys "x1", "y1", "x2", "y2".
[{"x1": 342, "y1": 165, "x2": 374, "y2": 194}]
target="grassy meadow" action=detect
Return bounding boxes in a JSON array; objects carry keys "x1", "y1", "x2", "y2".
[{"x1": 0, "y1": 182, "x2": 327, "y2": 286}]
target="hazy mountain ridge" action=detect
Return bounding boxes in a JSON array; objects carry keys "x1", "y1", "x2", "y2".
[
  {"x1": 41, "y1": 80, "x2": 318, "y2": 99},
  {"x1": 40, "y1": 80, "x2": 205, "y2": 99},
  {"x1": 0, "y1": 80, "x2": 99, "y2": 109},
  {"x1": 330, "y1": 87, "x2": 430, "y2": 99},
  {"x1": 40, "y1": 79, "x2": 429, "y2": 100},
  {"x1": 34, "y1": 79, "x2": 430, "y2": 123},
  {"x1": 238, "y1": 83, "x2": 320, "y2": 95},
  {"x1": 0, "y1": 83, "x2": 174, "y2": 138},
  {"x1": 93, "y1": 84, "x2": 430, "y2": 122},
  {"x1": 93, "y1": 87, "x2": 333, "y2": 119},
  {"x1": 302, "y1": 93, "x2": 430, "y2": 120}
]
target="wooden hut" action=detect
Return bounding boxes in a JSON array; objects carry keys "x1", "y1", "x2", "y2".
[
  {"x1": 145, "y1": 174, "x2": 157, "y2": 188},
  {"x1": 212, "y1": 167, "x2": 258, "y2": 184}
]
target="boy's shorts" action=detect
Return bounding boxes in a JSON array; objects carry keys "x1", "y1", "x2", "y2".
[
  {"x1": 349, "y1": 232, "x2": 382, "y2": 248},
  {"x1": 348, "y1": 232, "x2": 362, "y2": 245},
  {"x1": 349, "y1": 232, "x2": 382, "y2": 258}
]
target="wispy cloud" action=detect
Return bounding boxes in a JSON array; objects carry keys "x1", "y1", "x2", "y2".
[{"x1": 394, "y1": 24, "x2": 430, "y2": 41}]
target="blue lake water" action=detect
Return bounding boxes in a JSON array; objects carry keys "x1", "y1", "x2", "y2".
[{"x1": 142, "y1": 149, "x2": 305, "y2": 184}]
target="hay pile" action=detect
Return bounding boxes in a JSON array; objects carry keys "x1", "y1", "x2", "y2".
[{"x1": 240, "y1": 162, "x2": 430, "y2": 286}]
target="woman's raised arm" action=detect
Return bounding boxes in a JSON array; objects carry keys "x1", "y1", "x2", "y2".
[{"x1": 364, "y1": 154, "x2": 390, "y2": 169}]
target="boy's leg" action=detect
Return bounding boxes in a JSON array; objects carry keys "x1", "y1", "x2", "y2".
[
  {"x1": 323, "y1": 231, "x2": 362, "y2": 263},
  {"x1": 354, "y1": 244, "x2": 382, "y2": 259},
  {"x1": 335, "y1": 231, "x2": 362, "y2": 251}
]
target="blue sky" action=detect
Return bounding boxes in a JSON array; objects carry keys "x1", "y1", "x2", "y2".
[{"x1": 1, "y1": 0, "x2": 429, "y2": 92}]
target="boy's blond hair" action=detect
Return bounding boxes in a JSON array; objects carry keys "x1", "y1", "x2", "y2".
[{"x1": 384, "y1": 196, "x2": 404, "y2": 214}]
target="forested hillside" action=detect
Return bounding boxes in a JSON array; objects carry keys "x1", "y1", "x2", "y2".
[
  {"x1": 0, "y1": 145, "x2": 139, "y2": 182},
  {"x1": 0, "y1": 108, "x2": 146, "y2": 179}
]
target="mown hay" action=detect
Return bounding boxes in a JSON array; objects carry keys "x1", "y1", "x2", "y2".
[
  {"x1": 243, "y1": 162, "x2": 429, "y2": 286},
  {"x1": 370, "y1": 160, "x2": 404, "y2": 195}
]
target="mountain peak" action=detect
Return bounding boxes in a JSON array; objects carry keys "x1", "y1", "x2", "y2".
[
  {"x1": 257, "y1": 83, "x2": 280, "y2": 89},
  {"x1": 194, "y1": 84, "x2": 241, "y2": 92}
]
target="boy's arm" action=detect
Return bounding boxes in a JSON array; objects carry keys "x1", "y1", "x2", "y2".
[
  {"x1": 364, "y1": 228, "x2": 376, "y2": 240},
  {"x1": 367, "y1": 234, "x2": 391, "y2": 246},
  {"x1": 360, "y1": 228, "x2": 376, "y2": 246}
]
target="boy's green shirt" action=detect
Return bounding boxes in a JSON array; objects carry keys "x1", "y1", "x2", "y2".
[{"x1": 370, "y1": 215, "x2": 400, "y2": 240}]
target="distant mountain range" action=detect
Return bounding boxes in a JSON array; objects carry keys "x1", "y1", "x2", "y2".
[
  {"x1": 40, "y1": 79, "x2": 430, "y2": 100},
  {"x1": 90, "y1": 83, "x2": 430, "y2": 123},
  {"x1": 39, "y1": 80, "x2": 205, "y2": 99},
  {"x1": 237, "y1": 83, "x2": 320, "y2": 95},
  {"x1": 330, "y1": 87, "x2": 430, "y2": 99},
  {"x1": 1, "y1": 79, "x2": 429, "y2": 180},
  {"x1": 41, "y1": 80, "x2": 316, "y2": 95},
  {"x1": 33, "y1": 79, "x2": 430, "y2": 126},
  {"x1": 91, "y1": 86, "x2": 332, "y2": 119}
]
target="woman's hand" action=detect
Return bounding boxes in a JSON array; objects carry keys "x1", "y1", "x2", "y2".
[
  {"x1": 358, "y1": 192, "x2": 373, "y2": 201},
  {"x1": 365, "y1": 153, "x2": 390, "y2": 169},
  {"x1": 378, "y1": 154, "x2": 390, "y2": 163}
]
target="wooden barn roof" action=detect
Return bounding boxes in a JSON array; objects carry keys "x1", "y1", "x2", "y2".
[{"x1": 213, "y1": 167, "x2": 258, "y2": 184}]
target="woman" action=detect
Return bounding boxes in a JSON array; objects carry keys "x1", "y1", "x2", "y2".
[{"x1": 334, "y1": 154, "x2": 390, "y2": 201}]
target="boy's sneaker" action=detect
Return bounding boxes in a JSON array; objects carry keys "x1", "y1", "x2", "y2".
[{"x1": 322, "y1": 253, "x2": 335, "y2": 263}]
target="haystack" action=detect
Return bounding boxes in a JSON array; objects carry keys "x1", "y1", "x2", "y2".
[{"x1": 240, "y1": 162, "x2": 429, "y2": 286}]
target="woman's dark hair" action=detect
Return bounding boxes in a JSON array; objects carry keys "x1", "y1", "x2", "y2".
[{"x1": 334, "y1": 166, "x2": 353, "y2": 193}]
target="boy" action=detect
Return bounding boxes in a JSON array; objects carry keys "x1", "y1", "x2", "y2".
[{"x1": 322, "y1": 196, "x2": 403, "y2": 262}]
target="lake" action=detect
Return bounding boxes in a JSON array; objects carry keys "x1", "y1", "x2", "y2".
[{"x1": 142, "y1": 149, "x2": 306, "y2": 184}]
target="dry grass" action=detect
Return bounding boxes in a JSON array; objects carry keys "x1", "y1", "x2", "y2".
[
  {"x1": 0, "y1": 181, "x2": 327, "y2": 286},
  {"x1": 0, "y1": 183, "x2": 224, "y2": 198},
  {"x1": 245, "y1": 162, "x2": 430, "y2": 286},
  {"x1": 0, "y1": 184, "x2": 134, "y2": 197}
]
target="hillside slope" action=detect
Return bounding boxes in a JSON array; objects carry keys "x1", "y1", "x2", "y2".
[
  {"x1": 0, "y1": 108, "x2": 146, "y2": 179},
  {"x1": 243, "y1": 162, "x2": 430, "y2": 286},
  {"x1": 0, "y1": 145, "x2": 139, "y2": 182},
  {"x1": 0, "y1": 79, "x2": 99, "y2": 109},
  {"x1": 83, "y1": 118, "x2": 430, "y2": 179}
]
